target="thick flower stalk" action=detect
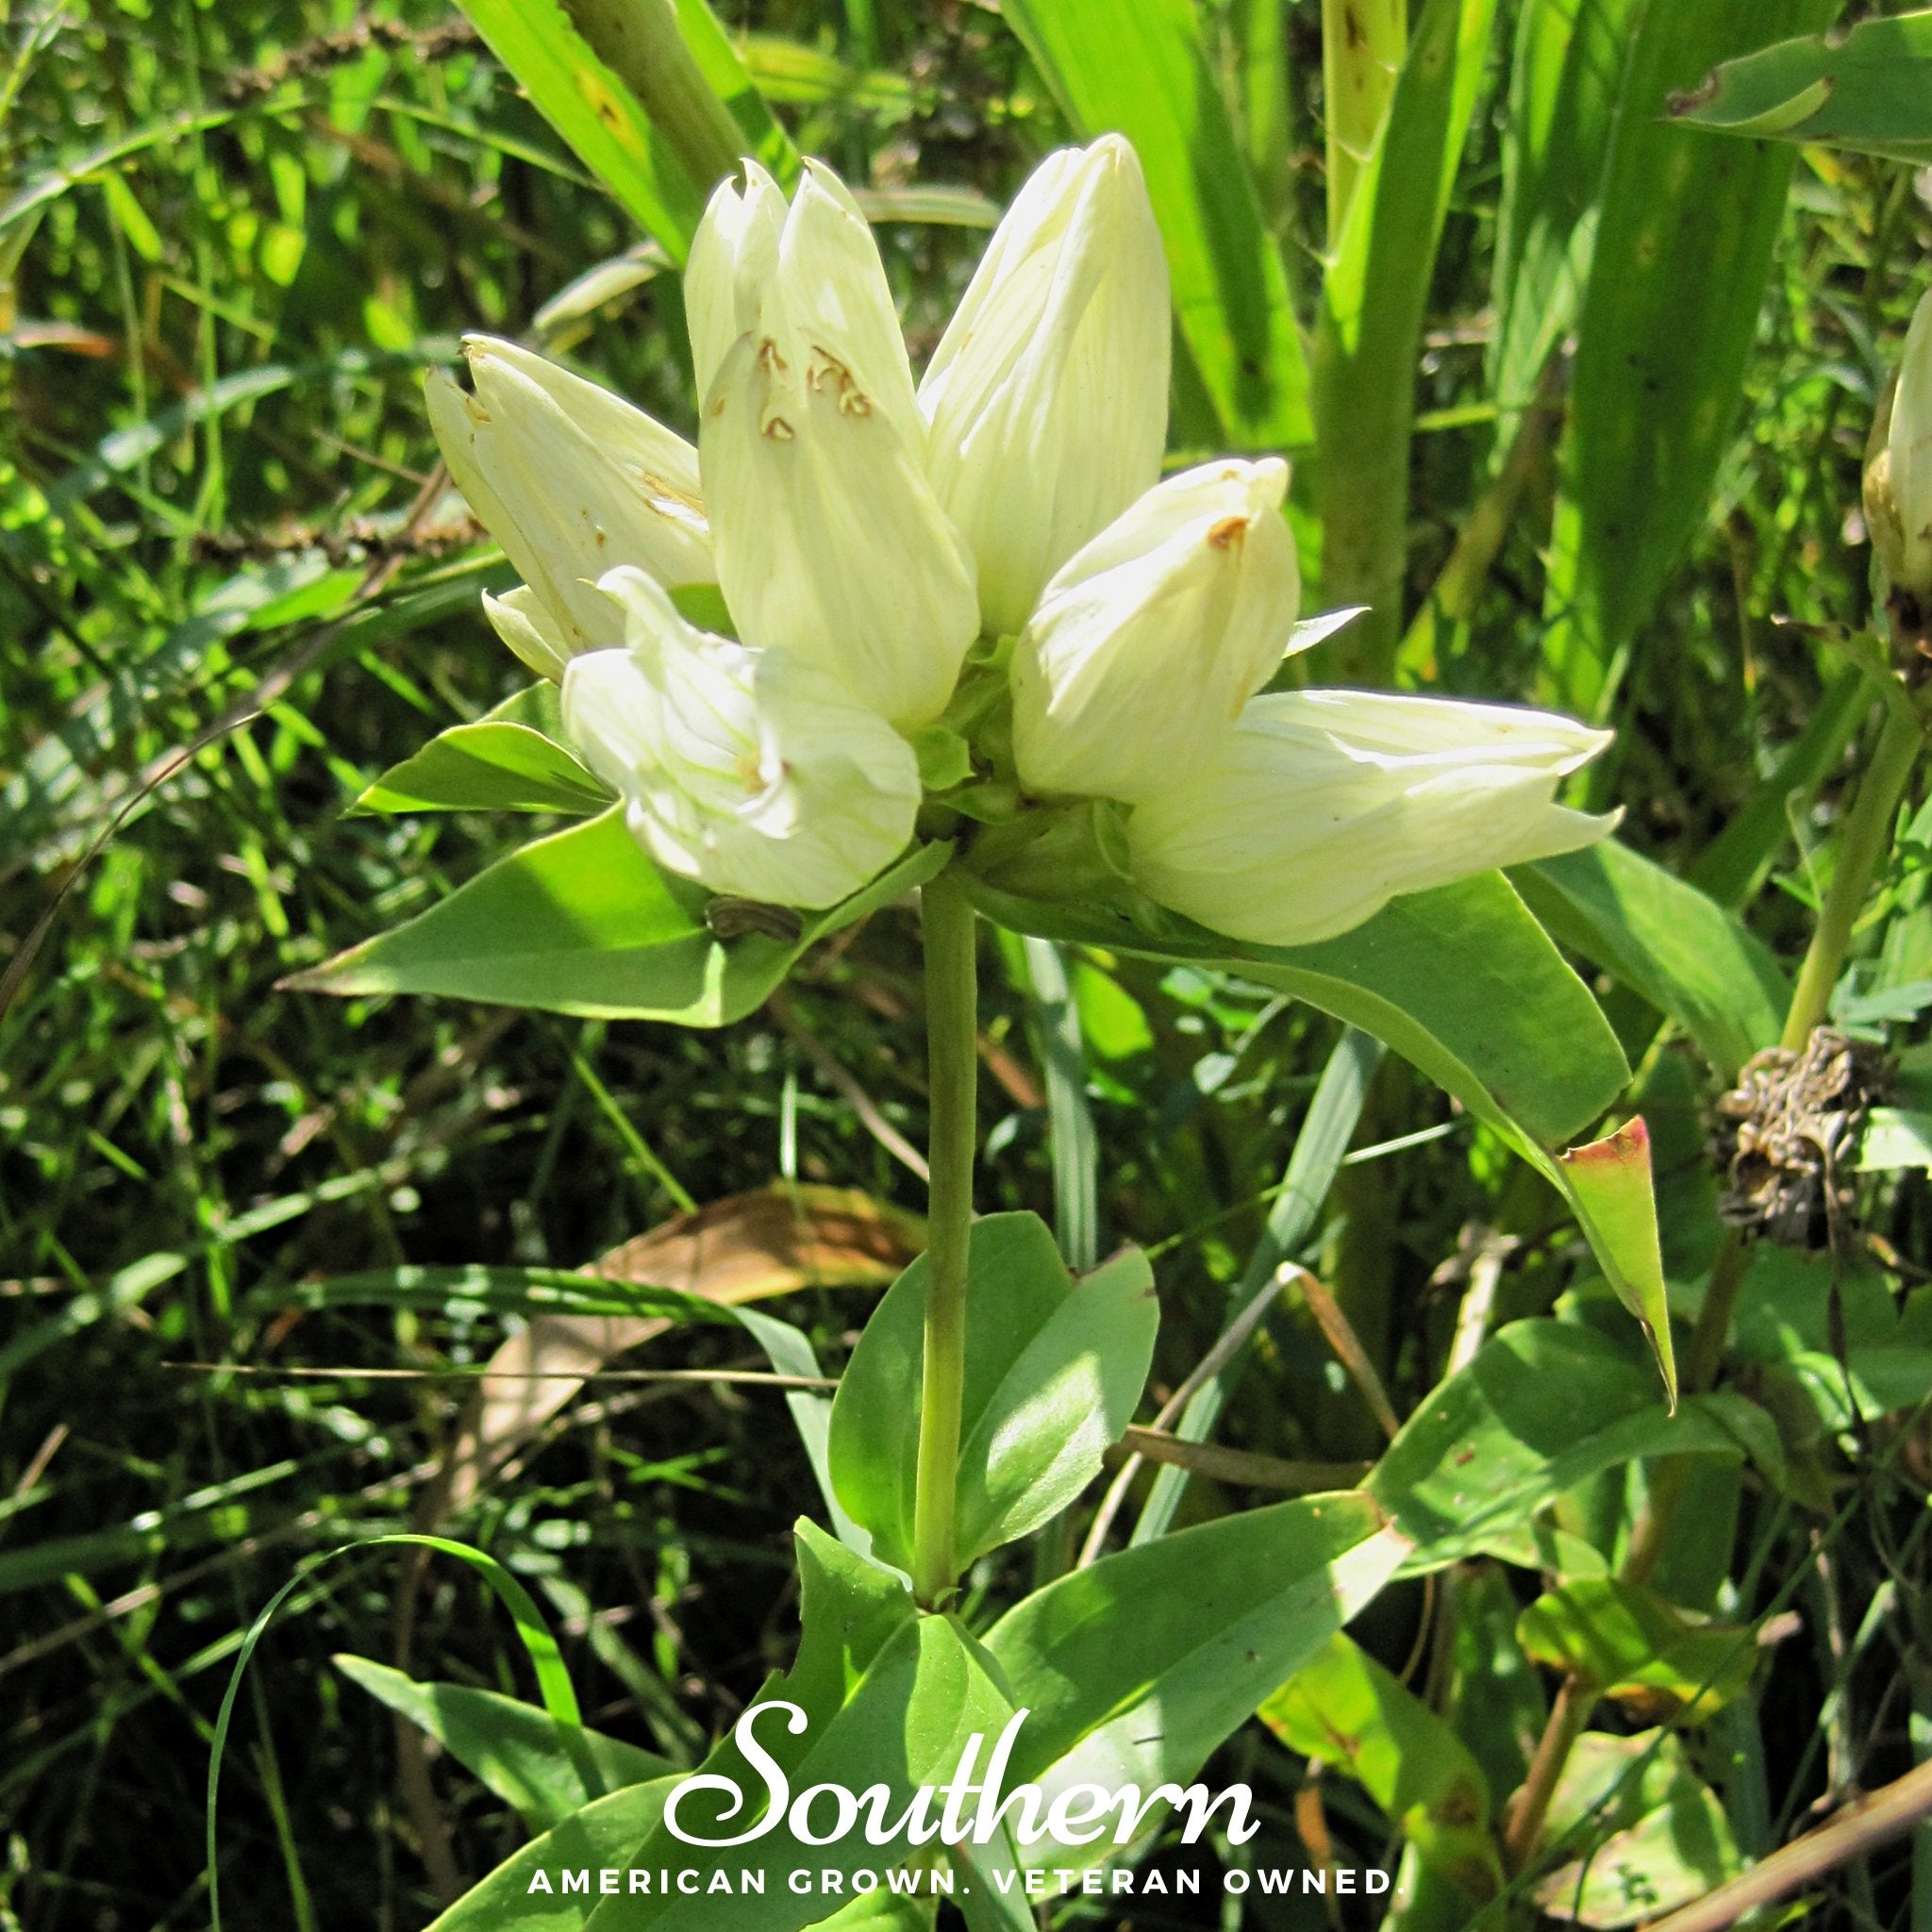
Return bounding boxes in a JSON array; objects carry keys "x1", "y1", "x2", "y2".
[{"x1": 427, "y1": 135, "x2": 1613, "y2": 941}]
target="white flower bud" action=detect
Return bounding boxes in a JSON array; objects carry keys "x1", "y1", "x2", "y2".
[
  {"x1": 1010, "y1": 458, "x2": 1299, "y2": 802},
  {"x1": 920, "y1": 135, "x2": 1171, "y2": 639},
  {"x1": 560, "y1": 567, "x2": 920, "y2": 909},
  {"x1": 1878, "y1": 285, "x2": 1932, "y2": 595},
  {"x1": 701, "y1": 328, "x2": 978, "y2": 730},
  {"x1": 1126, "y1": 691, "x2": 1616, "y2": 946},
  {"x1": 687, "y1": 159, "x2": 920, "y2": 435},
  {"x1": 426, "y1": 337, "x2": 712, "y2": 677}
]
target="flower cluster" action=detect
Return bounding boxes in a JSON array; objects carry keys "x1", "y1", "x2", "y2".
[{"x1": 428, "y1": 138, "x2": 1611, "y2": 945}]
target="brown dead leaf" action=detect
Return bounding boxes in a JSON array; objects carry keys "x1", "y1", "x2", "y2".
[{"x1": 438, "y1": 1185, "x2": 922, "y2": 1514}]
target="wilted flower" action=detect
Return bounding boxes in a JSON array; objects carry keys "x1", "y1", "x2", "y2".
[
  {"x1": 1866, "y1": 285, "x2": 1932, "y2": 599},
  {"x1": 425, "y1": 339, "x2": 712, "y2": 679},
  {"x1": 1125, "y1": 692, "x2": 1615, "y2": 947},
  {"x1": 919, "y1": 134, "x2": 1171, "y2": 639},
  {"x1": 562, "y1": 569, "x2": 920, "y2": 909},
  {"x1": 1011, "y1": 458, "x2": 1299, "y2": 802}
]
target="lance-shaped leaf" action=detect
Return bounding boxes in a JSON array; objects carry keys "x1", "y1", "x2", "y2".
[
  {"x1": 984, "y1": 1492, "x2": 1407, "y2": 1868},
  {"x1": 1366, "y1": 1320, "x2": 1765, "y2": 1572},
  {"x1": 961, "y1": 869, "x2": 1677, "y2": 1381},
  {"x1": 288, "y1": 813, "x2": 946, "y2": 1024},
  {"x1": 1541, "y1": 0, "x2": 1838, "y2": 723},
  {"x1": 1669, "y1": 10, "x2": 1932, "y2": 164},
  {"x1": 1557, "y1": 1119, "x2": 1676, "y2": 1404},
  {"x1": 1516, "y1": 841, "x2": 1790, "y2": 1080},
  {"x1": 1261, "y1": 1634, "x2": 1503, "y2": 1901},
  {"x1": 335, "y1": 1658, "x2": 673, "y2": 1833},
  {"x1": 828, "y1": 1213, "x2": 1158, "y2": 1572},
  {"x1": 353, "y1": 722, "x2": 610, "y2": 816},
  {"x1": 1516, "y1": 1580, "x2": 1757, "y2": 1724}
]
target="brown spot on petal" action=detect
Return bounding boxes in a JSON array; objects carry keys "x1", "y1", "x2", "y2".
[
  {"x1": 756, "y1": 337, "x2": 789, "y2": 375},
  {"x1": 763, "y1": 417, "x2": 795, "y2": 441},
  {"x1": 1207, "y1": 515, "x2": 1249, "y2": 550}
]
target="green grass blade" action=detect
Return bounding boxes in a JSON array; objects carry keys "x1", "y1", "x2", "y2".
[
  {"x1": 1313, "y1": 0, "x2": 1503, "y2": 683},
  {"x1": 1540, "y1": 0, "x2": 1839, "y2": 724}
]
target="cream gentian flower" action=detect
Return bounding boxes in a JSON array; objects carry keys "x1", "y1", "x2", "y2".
[
  {"x1": 1010, "y1": 458, "x2": 1299, "y2": 802},
  {"x1": 425, "y1": 338, "x2": 712, "y2": 679},
  {"x1": 1125, "y1": 692, "x2": 1615, "y2": 947},
  {"x1": 920, "y1": 134, "x2": 1171, "y2": 639},
  {"x1": 561, "y1": 570, "x2": 920, "y2": 909},
  {"x1": 1867, "y1": 285, "x2": 1932, "y2": 596},
  {"x1": 694, "y1": 160, "x2": 977, "y2": 730}
]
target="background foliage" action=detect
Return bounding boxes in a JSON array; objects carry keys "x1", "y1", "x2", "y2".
[{"x1": 5, "y1": 1, "x2": 1932, "y2": 1927}]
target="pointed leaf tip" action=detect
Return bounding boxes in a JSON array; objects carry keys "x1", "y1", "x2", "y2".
[{"x1": 1557, "y1": 1115, "x2": 1678, "y2": 1407}]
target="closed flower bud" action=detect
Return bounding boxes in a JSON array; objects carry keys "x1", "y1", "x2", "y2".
[
  {"x1": 687, "y1": 160, "x2": 920, "y2": 435},
  {"x1": 1126, "y1": 691, "x2": 1615, "y2": 947},
  {"x1": 426, "y1": 337, "x2": 713, "y2": 678},
  {"x1": 560, "y1": 567, "x2": 920, "y2": 909},
  {"x1": 1010, "y1": 458, "x2": 1299, "y2": 802},
  {"x1": 701, "y1": 327, "x2": 978, "y2": 731},
  {"x1": 1869, "y1": 285, "x2": 1932, "y2": 597},
  {"x1": 920, "y1": 135, "x2": 1171, "y2": 639}
]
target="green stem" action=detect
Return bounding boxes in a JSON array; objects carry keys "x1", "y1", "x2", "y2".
[
  {"x1": 910, "y1": 869, "x2": 978, "y2": 1609},
  {"x1": 564, "y1": 0, "x2": 744, "y2": 197},
  {"x1": 1782, "y1": 700, "x2": 1924, "y2": 1052}
]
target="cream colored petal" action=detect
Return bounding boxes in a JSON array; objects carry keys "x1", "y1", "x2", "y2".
[
  {"x1": 559, "y1": 566, "x2": 919, "y2": 908},
  {"x1": 1011, "y1": 458, "x2": 1296, "y2": 801},
  {"x1": 921, "y1": 134, "x2": 1171, "y2": 636},
  {"x1": 685, "y1": 161, "x2": 787, "y2": 403},
  {"x1": 483, "y1": 585, "x2": 574, "y2": 682},
  {"x1": 428, "y1": 341, "x2": 714, "y2": 674},
  {"x1": 702, "y1": 330, "x2": 977, "y2": 729},
  {"x1": 1125, "y1": 689, "x2": 1616, "y2": 946}
]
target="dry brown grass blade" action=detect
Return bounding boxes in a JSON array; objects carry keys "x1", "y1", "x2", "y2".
[{"x1": 439, "y1": 1185, "x2": 922, "y2": 1516}]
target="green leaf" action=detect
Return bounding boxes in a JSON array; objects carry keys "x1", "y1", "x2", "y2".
[
  {"x1": 1669, "y1": 9, "x2": 1932, "y2": 164},
  {"x1": 1490, "y1": 0, "x2": 1642, "y2": 447},
  {"x1": 1731, "y1": 1244, "x2": 1932, "y2": 1432},
  {"x1": 1541, "y1": 0, "x2": 1838, "y2": 721},
  {"x1": 1532, "y1": 1731, "x2": 1740, "y2": 1927},
  {"x1": 593, "y1": 1622, "x2": 1008, "y2": 1928},
  {"x1": 1314, "y1": 0, "x2": 1503, "y2": 681},
  {"x1": 289, "y1": 814, "x2": 948, "y2": 1024},
  {"x1": 1367, "y1": 1321, "x2": 1756, "y2": 1572},
  {"x1": 1516, "y1": 841, "x2": 1790, "y2": 1079},
  {"x1": 994, "y1": 0, "x2": 1311, "y2": 447},
  {"x1": 964, "y1": 868, "x2": 1675, "y2": 1374},
  {"x1": 961, "y1": 870, "x2": 1626, "y2": 1151},
  {"x1": 335, "y1": 1657, "x2": 673, "y2": 1832},
  {"x1": 455, "y1": 0, "x2": 705, "y2": 259},
  {"x1": 1516, "y1": 1580, "x2": 1757, "y2": 1722},
  {"x1": 668, "y1": 0, "x2": 802, "y2": 187},
  {"x1": 425, "y1": 1781, "x2": 678, "y2": 1932},
  {"x1": 1857, "y1": 1108, "x2": 1932, "y2": 1173},
  {"x1": 827, "y1": 1213, "x2": 1158, "y2": 1572},
  {"x1": 352, "y1": 721, "x2": 611, "y2": 816},
  {"x1": 1556, "y1": 1119, "x2": 1677, "y2": 1404},
  {"x1": 984, "y1": 1491, "x2": 1406, "y2": 1863},
  {"x1": 1260, "y1": 1634, "x2": 1503, "y2": 1901}
]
